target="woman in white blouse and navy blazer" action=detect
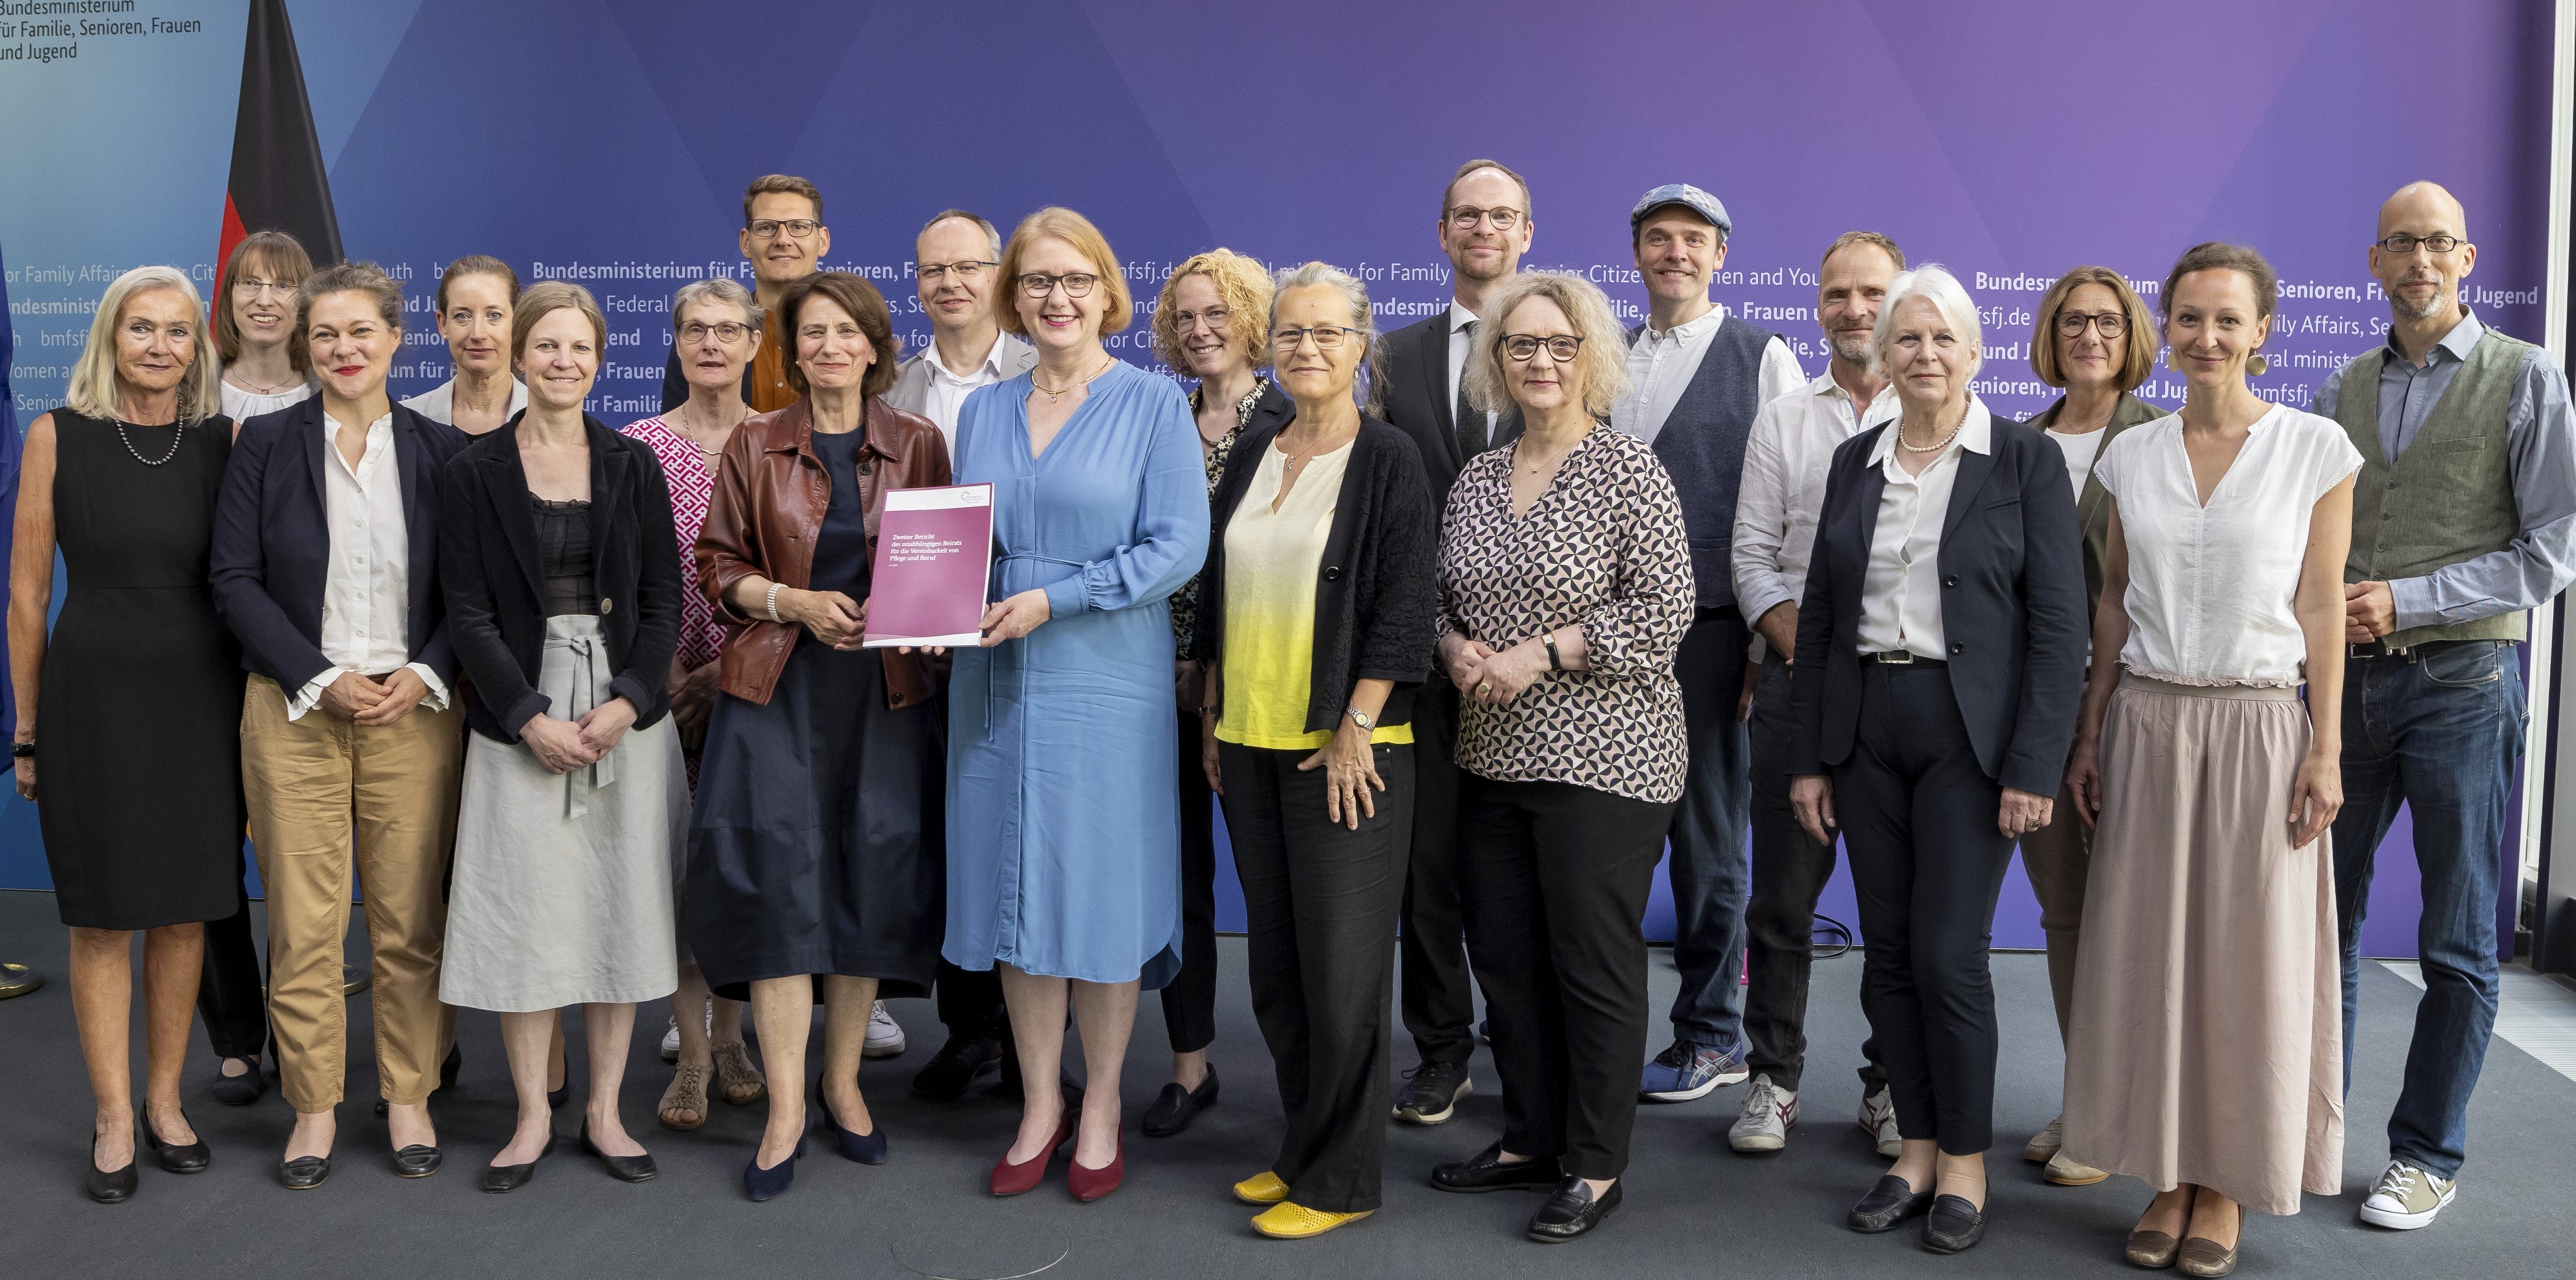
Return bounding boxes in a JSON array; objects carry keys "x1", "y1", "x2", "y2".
[{"x1": 1785, "y1": 265, "x2": 2087, "y2": 1255}]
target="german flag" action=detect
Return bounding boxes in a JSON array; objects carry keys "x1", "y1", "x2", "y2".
[{"x1": 216, "y1": 0, "x2": 341, "y2": 295}]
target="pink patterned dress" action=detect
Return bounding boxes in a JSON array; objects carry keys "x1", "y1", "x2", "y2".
[{"x1": 622, "y1": 415, "x2": 729, "y2": 790}]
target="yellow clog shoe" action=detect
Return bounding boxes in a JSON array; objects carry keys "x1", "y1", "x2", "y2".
[
  {"x1": 1233, "y1": 1170, "x2": 1290, "y2": 1205},
  {"x1": 1251, "y1": 1203, "x2": 1373, "y2": 1239}
]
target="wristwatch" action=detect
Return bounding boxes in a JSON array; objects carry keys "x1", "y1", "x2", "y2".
[
  {"x1": 9, "y1": 741, "x2": 32, "y2": 759},
  {"x1": 1543, "y1": 630, "x2": 1565, "y2": 671},
  {"x1": 1344, "y1": 707, "x2": 1374, "y2": 732}
]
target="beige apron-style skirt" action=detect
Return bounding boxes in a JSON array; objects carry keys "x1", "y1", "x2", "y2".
[
  {"x1": 2061, "y1": 674, "x2": 2342, "y2": 1216},
  {"x1": 441, "y1": 614, "x2": 685, "y2": 1013}
]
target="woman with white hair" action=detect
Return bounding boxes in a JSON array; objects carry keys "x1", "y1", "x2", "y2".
[
  {"x1": 1423, "y1": 271, "x2": 1694, "y2": 1244},
  {"x1": 1785, "y1": 263, "x2": 2087, "y2": 1254},
  {"x1": 10, "y1": 266, "x2": 246, "y2": 1201},
  {"x1": 1193, "y1": 262, "x2": 1434, "y2": 1238}
]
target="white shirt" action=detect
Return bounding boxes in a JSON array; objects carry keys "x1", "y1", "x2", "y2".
[
  {"x1": 1611, "y1": 305, "x2": 1805, "y2": 445},
  {"x1": 2047, "y1": 427, "x2": 2108, "y2": 498},
  {"x1": 291, "y1": 412, "x2": 449, "y2": 719},
  {"x1": 399, "y1": 375, "x2": 527, "y2": 426},
  {"x1": 916, "y1": 334, "x2": 1013, "y2": 457},
  {"x1": 1856, "y1": 398, "x2": 1995, "y2": 660},
  {"x1": 219, "y1": 377, "x2": 313, "y2": 423},
  {"x1": 2093, "y1": 404, "x2": 2363, "y2": 687},
  {"x1": 1732, "y1": 369, "x2": 1899, "y2": 628},
  {"x1": 1446, "y1": 302, "x2": 1497, "y2": 443}
]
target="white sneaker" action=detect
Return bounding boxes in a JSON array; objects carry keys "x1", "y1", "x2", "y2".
[
  {"x1": 2358, "y1": 1159, "x2": 2456, "y2": 1229},
  {"x1": 660, "y1": 1015, "x2": 680, "y2": 1063},
  {"x1": 1728, "y1": 1074, "x2": 1797, "y2": 1153},
  {"x1": 1858, "y1": 1085, "x2": 1902, "y2": 1159},
  {"x1": 863, "y1": 1000, "x2": 907, "y2": 1059}
]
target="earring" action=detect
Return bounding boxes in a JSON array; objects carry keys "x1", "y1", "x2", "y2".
[{"x1": 2247, "y1": 353, "x2": 2269, "y2": 377}]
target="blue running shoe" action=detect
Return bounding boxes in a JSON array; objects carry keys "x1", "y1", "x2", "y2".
[{"x1": 1638, "y1": 1039, "x2": 1747, "y2": 1102}]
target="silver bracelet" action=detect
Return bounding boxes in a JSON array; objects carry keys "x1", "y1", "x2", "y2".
[{"x1": 764, "y1": 582, "x2": 785, "y2": 623}]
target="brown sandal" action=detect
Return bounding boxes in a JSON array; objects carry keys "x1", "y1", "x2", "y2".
[
  {"x1": 712, "y1": 1041, "x2": 767, "y2": 1105},
  {"x1": 658, "y1": 1061, "x2": 710, "y2": 1130}
]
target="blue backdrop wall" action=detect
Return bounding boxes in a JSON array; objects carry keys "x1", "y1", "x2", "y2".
[{"x1": 1, "y1": 0, "x2": 2559, "y2": 955}]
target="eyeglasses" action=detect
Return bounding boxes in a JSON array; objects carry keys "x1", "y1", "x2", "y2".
[
  {"x1": 1501, "y1": 334, "x2": 1583, "y2": 362},
  {"x1": 1018, "y1": 271, "x2": 1100, "y2": 299},
  {"x1": 1446, "y1": 205, "x2": 1524, "y2": 231},
  {"x1": 2376, "y1": 233, "x2": 2464, "y2": 255},
  {"x1": 680, "y1": 322, "x2": 751, "y2": 345},
  {"x1": 2055, "y1": 311, "x2": 2127, "y2": 338},
  {"x1": 233, "y1": 277, "x2": 294, "y2": 299},
  {"x1": 1271, "y1": 325, "x2": 1363, "y2": 352},
  {"x1": 747, "y1": 219, "x2": 821, "y2": 240},
  {"x1": 918, "y1": 260, "x2": 995, "y2": 284},
  {"x1": 1173, "y1": 306, "x2": 1233, "y2": 333}
]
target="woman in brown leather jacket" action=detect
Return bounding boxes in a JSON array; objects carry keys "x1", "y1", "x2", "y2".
[{"x1": 682, "y1": 272, "x2": 950, "y2": 1201}]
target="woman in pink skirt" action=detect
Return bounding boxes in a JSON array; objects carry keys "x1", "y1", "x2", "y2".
[{"x1": 2059, "y1": 242, "x2": 2360, "y2": 1277}]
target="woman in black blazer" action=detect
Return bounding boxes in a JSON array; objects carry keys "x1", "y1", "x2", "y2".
[
  {"x1": 1784, "y1": 265, "x2": 2087, "y2": 1254},
  {"x1": 437, "y1": 282, "x2": 686, "y2": 1194},
  {"x1": 1191, "y1": 263, "x2": 1434, "y2": 1239}
]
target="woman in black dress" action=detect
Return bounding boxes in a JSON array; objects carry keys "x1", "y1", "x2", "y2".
[
  {"x1": 688, "y1": 273, "x2": 948, "y2": 1201},
  {"x1": 10, "y1": 266, "x2": 246, "y2": 1203}
]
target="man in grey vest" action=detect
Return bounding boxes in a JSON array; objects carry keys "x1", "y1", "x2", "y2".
[
  {"x1": 2319, "y1": 181, "x2": 2576, "y2": 1232},
  {"x1": 1612, "y1": 184, "x2": 1804, "y2": 1106}
]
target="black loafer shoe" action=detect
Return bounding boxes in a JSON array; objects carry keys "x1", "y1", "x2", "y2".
[
  {"x1": 1430, "y1": 1141, "x2": 1561, "y2": 1193},
  {"x1": 1922, "y1": 1194, "x2": 1985, "y2": 1253},
  {"x1": 911, "y1": 1033, "x2": 1003, "y2": 1102},
  {"x1": 392, "y1": 1144, "x2": 442, "y2": 1178},
  {"x1": 210, "y1": 1058, "x2": 269, "y2": 1108},
  {"x1": 578, "y1": 1121, "x2": 658, "y2": 1183},
  {"x1": 278, "y1": 1154, "x2": 331, "y2": 1190},
  {"x1": 1393, "y1": 1059, "x2": 1473, "y2": 1125},
  {"x1": 143, "y1": 1115, "x2": 210, "y2": 1174},
  {"x1": 1848, "y1": 1174, "x2": 1934, "y2": 1232},
  {"x1": 1141, "y1": 1066, "x2": 1218, "y2": 1137},
  {"x1": 1527, "y1": 1176, "x2": 1622, "y2": 1242},
  {"x1": 481, "y1": 1132, "x2": 557, "y2": 1194}
]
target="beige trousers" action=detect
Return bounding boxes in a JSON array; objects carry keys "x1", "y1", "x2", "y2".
[{"x1": 242, "y1": 674, "x2": 464, "y2": 1111}]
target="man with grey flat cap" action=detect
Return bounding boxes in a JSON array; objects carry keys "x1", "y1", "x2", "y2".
[{"x1": 1613, "y1": 183, "x2": 1806, "y2": 1109}]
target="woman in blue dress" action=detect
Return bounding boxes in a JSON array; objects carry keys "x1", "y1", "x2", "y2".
[{"x1": 947, "y1": 208, "x2": 1209, "y2": 1204}]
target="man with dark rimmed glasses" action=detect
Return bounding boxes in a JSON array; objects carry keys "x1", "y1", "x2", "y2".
[{"x1": 660, "y1": 173, "x2": 833, "y2": 415}]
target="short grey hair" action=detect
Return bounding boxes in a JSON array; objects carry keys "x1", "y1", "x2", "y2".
[
  {"x1": 1465, "y1": 271, "x2": 1632, "y2": 420},
  {"x1": 920, "y1": 208, "x2": 1003, "y2": 261},
  {"x1": 1869, "y1": 263, "x2": 1982, "y2": 379},
  {"x1": 1269, "y1": 261, "x2": 1379, "y2": 412},
  {"x1": 669, "y1": 276, "x2": 762, "y2": 335}
]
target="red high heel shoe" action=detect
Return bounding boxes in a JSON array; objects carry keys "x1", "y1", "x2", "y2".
[
  {"x1": 1066, "y1": 1137, "x2": 1124, "y2": 1203},
  {"x1": 990, "y1": 1109, "x2": 1077, "y2": 1197}
]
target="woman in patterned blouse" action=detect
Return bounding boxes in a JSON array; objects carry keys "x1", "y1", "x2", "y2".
[
  {"x1": 618, "y1": 277, "x2": 769, "y2": 1131},
  {"x1": 1140, "y1": 249, "x2": 1287, "y2": 1135},
  {"x1": 1424, "y1": 271, "x2": 1694, "y2": 1244}
]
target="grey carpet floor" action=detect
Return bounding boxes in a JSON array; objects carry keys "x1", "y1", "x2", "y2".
[{"x1": 1, "y1": 888, "x2": 2570, "y2": 1279}]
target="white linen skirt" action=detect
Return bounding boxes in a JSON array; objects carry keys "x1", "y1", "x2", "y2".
[{"x1": 441, "y1": 614, "x2": 684, "y2": 1013}]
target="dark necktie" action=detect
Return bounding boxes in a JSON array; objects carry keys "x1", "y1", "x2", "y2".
[{"x1": 1453, "y1": 319, "x2": 1487, "y2": 457}]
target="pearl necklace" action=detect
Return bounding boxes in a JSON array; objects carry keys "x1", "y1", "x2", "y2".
[{"x1": 115, "y1": 417, "x2": 185, "y2": 466}]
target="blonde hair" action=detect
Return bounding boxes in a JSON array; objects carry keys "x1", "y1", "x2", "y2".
[
  {"x1": 1466, "y1": 271, "x2": 1631, "y2": 420},
  {"x1": 996, "y1": 207, "x2": 1134, "y2": 337},
  {"x1": 1149, "y1": 248, "x2": 1272, "y2": 370},
  {"x1": 67, "y1": 266, "x2": 222, "y2": 425},
  {"x1": 2030, "y1": 265, "x2": 2156, "y2": 390},
  {"x1": 511, "y1": 280, "x2": 608, "y2": 362}
]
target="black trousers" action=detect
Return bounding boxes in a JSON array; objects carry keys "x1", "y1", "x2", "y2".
[
  {"x1": 1832, "y1": 664, "x2": 2015, "y2": 1155},
  {"x1": 1458, "y1": 773, "x2": 1674, "y2": 1181},
  {"x1": 1399, "y1": 679, "x2": 1476, "y2": 1066},
  {"x1": 1161, "y1": 710, "x2": 1218, "y2": 1055},
  {"x1": 1744, "y1": 656, "x2": 1885, "y2": 1094},
  {"x1": 1220, "y1": 739, "x2": 1412, "y2": 1211},
  {"x1": 197, "y1": 845, "x2": 269, "y2": 1061}
]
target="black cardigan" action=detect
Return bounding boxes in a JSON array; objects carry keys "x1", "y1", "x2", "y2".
[
  {"x1": 1193, "y1": 413, "x2": 1436, "y2": 732},
  {"x1": 440, "y1": 413, "x2": 684, "y2": 743}
]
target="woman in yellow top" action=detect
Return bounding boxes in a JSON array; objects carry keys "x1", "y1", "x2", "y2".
[{"x1": 1193, "y1": 263, "x2": 1436, "y2": 1239}]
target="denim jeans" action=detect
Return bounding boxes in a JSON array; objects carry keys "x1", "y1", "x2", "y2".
[
  {"x1": 1664, "y1": 607, "x2": 1753, "y2": 1051},
  {"x1": 2332, "y1": 639, "x2": 2523, "y2": 1180}
]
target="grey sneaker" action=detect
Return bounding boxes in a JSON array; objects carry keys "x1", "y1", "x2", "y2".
[
  {"x1": 2358, "y1": 1160, "x2": 2456, "y2": 1229},
  {"x1": 1728, "y1": 1074, "x2": 1797, "y2": 1153},
  {"x1": 1858, "y1": 1086, "x2": 1902, "y2": 1159}
]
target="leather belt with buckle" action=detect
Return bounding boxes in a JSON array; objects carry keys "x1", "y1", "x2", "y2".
[{"x1": 1863, "y1": 650, "x2": 1945, "y2": 668}]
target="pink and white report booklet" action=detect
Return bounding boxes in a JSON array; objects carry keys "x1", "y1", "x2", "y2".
[{"x1": 862, "y1": 483, "x2": 994, "y2": 649}]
